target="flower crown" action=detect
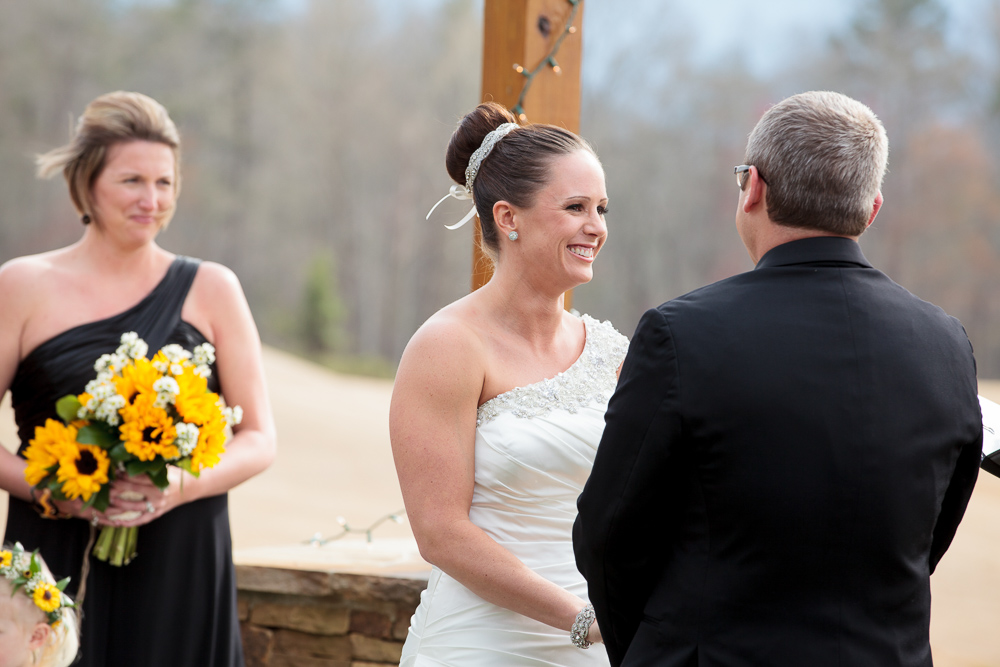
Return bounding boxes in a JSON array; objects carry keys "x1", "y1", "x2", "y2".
[{"x1": 0, "y1": 543, "x2": 75, "y2": 625}]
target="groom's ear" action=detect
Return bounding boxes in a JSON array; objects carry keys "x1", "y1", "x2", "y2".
[
  {"x1": 867, "y1": 191, "x2": 883, "y2": 227},
  {"x1": 742, "y1": 166, "x2": 765, "y2": 214}
]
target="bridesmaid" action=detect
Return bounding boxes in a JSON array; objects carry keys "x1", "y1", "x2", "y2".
[{"x1": 0, "y1": 91, "x2": 276, "y2": 666}]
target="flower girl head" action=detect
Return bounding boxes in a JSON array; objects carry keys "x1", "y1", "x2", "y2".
[{"x1": 0, "y1": 544, "x2": 79, "y2": 667}]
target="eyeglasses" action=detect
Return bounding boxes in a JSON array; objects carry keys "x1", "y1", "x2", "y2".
[
  {"x1": 734, "y1": 164, "x2": 767, "y2": 190},
  {"x1": 734, "y1": 165, "x2": 751, "y2": 189}
]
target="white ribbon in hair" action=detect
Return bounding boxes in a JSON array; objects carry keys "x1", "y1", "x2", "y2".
[
  {"x1": 425, "y1": 184, "x2": 477, "y2": 230},
  {"x1": 426, "y1": 122, "x2": 520, "y2": 230}
]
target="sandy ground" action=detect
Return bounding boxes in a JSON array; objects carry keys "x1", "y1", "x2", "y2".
[
  {"x1": 0, "y1": 351, "x2": 998, "y2": 665},
  {"x1": 0, "y1": 346, "x2": 411, "y2": 549}
]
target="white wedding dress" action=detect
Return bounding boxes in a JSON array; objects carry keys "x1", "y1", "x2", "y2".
[{"x1": 400, "y1": 314, "x2": 628, "y2": 666}]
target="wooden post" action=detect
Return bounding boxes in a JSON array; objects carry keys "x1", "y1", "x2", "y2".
[{"x1": 475, "y1": 0, "x2": 584, "y2": 309}]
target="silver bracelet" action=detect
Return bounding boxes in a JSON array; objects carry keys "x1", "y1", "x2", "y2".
[{"x1": 570, "y1": 603, "x2": 596, "y2": 649}]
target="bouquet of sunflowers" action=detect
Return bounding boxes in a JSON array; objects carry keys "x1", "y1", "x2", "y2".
[{"x1": 23, "y1": 332, "x2": 241, "y2": 566}]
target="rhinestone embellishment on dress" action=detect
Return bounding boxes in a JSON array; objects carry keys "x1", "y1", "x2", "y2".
[{"x1": 476, "y1": 315, "x2": 629, "y2": 426}]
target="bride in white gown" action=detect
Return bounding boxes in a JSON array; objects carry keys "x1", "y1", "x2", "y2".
[{"x1": 391, "y1": 102, "x2": 627, "y2": 666}]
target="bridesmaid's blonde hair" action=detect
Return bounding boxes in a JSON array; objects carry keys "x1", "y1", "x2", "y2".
[{"x1": 36, "y1": 91, "x2": 181, "y2": 225}]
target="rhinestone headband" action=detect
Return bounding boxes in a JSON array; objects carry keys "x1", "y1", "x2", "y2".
[
  {"x1": 465, "y1": 122, "x2": 518, "y2": 192},
  {"x1": 0, "y1": 543, "x2": 75, "y2": 625},
  {"x1": 426, "y1": 122, "x2": 520, "y2": 230}
]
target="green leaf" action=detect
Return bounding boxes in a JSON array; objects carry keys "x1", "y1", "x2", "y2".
[
  {"x1": 148, "y1": 466, "x2": 169, "y2": 490},
  {"x1": 55, "y1": 577, "x2": 70, "y2": 592},
  {"x1": 45, "y1": 479, "x2": 67, "y2": 501},
  {"x1": 92, "y1": 485, "x2": 111, "y2": 513},
  {"x1": 77, "y1": 424, "x2": 117, "y2": 448},
  {"x1": 126, "y1": 459, "x2": 162, "y2": 477},
  {"x1": 56, "y1": 395, "x2": 83, "y2": 424},
  {"x1": 108, "y1": 443, "x2": 131, "y2": 462},
  {"x1": 176, "y1": 457, "x2": 200, "y2": 477}
]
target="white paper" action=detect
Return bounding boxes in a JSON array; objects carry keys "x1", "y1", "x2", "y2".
[{"x1": 978, "y1": 395, "x2": 1000, "y2": 459}]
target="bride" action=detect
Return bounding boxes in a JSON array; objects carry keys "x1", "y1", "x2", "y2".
[{"x1": 390, "y1": 102, "x2": 627, "y2": 665}]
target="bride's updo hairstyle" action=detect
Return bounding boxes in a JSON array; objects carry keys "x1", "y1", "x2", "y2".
[
  {"x1": 446, "y1": 102, "x2": 596, "y2": 260},
  {"x1": 36, "y1": 91, "x2": 181, "y2": 225}
]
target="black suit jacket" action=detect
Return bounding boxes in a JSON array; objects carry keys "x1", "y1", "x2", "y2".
[{"x1": 574, "y1": 237, "x2": 982, "y2": 667}]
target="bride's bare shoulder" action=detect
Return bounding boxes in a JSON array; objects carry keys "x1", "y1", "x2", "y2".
[
  {"x1": 410, "y1": 301, "x2": 484, "y2": 355},
  {"x1": 397, "y1": 296, "x2": 490, "y2": 379}
]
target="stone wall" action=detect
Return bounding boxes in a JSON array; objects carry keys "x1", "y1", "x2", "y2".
[{"x1": 237, "y1": 563, "x2": 428, "y2": 667}]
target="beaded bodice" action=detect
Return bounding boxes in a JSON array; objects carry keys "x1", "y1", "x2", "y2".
[{"x1": 476, "y1": 314, "x2": 629, "y2": 427}]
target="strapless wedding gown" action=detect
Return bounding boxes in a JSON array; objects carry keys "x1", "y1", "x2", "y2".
[{"x1": 400, "y1": 314, "x2": 628, "y2": 666}]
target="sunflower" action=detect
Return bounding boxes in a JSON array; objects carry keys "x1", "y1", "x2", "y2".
[
  {"x1": 56, "y1": 443, "x2": 110, "y2": 502},
  {"x1": 119, "y1": 393, "x2": 180, "y2": 461},
  {"x1": 32, "y1": 582, "x2": 62, "y2": 613},
  {"x1": 24, "y1": 420, "x2": 78, "y2": 485},
  {"x1": 172, "y1": 366, "x2": 217, "y2": 424},
  {"x1": 0, "y1": 550, "x2": 11, "y2": 568},
  {"x1": 189, "y1": 414, "x2": 227, "y2": 472},
  {"x1": 114, "y1": 357, "x2": 160, "y2": 404}
]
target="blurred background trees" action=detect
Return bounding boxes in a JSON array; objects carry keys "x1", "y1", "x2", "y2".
[{"x1": 2, "y1": 0, "x2": 999, "y2": 375}]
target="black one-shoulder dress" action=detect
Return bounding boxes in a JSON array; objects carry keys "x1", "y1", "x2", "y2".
[{"x1": 5, "y1": 257, "x2": 244, "y2": 667}]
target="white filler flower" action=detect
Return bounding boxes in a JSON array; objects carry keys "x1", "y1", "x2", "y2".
[{"x1": 174, "y1": 422, "x2": 200, "y2": 458}]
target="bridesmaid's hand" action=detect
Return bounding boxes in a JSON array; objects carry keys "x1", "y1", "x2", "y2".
[
  {"x1": 102, "y1": 469, "x2": 186, "y2": 527},
  {"x1": 49, "y1": 497, "x2": 119, "y2": 527}
]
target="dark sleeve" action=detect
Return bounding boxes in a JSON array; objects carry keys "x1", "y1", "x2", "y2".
[
  {"x1": 929, "y1": 417, "x2": 981, "y2": 573},
  {"x1": 929, "y1": 333, "x2": 982, "y2": 573},
  {"x1": 574, "y1": 307, "x2": 684, "y2": 666}
]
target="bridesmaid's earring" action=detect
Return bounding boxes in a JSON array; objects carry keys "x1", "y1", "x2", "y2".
[
  {"x1": 81, "y1": 213, "x2": 91, "y2": 225},
  {"x1": 508, "y1": 231, "x2": 518, "y2": 241}
]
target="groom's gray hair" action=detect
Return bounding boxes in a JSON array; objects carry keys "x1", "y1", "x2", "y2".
[{"x1": 744, "y1": 91, "x2": 888, "y2": 237}]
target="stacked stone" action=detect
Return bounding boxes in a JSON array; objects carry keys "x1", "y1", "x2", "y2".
[{"x1": 237, "y1": 564, "x2": 427, "y2": 667}]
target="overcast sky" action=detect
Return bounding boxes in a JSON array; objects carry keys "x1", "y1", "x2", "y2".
[
  {"x1": 581, "y1": 0, "x2": 994, "y2": 79},
  {"x1": 279, "y1": 0, "x2": 994, "y2": 80}
]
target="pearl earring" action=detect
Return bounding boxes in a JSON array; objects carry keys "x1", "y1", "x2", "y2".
[{"x1": 508, "y1": 231, "x2": 518, "y2": 241}]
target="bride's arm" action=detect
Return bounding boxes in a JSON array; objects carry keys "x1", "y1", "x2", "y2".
[{"x1": 390, "y1": 317, "x2": 597, "y2": 639}]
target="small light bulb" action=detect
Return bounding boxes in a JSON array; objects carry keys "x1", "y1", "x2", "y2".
[
  {"x1": 568, "y1": 26, "x2": 577, "y2": 34},
  {"x1": 513, "y1": 64, "x2": 524, "y2": 73},
  {"x1": 519, "y1": 113, "x2": 527, "y2": 122},
  {"x1": 552, "y1": 65, "x2": 562, "y2": 74}
]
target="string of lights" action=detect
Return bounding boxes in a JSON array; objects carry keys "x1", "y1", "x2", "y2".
[
  {"x1": 306, "y1": 509, "x2": 407, "y2": 545},
  {"x1": 511, "y1": 0, "x2": 580, "y2": 121}
]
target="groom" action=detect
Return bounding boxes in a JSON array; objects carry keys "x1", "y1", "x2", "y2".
[{"x1": 574, "y1": 91, "x2": 983, "y2": 666}]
